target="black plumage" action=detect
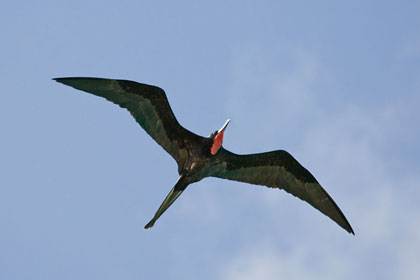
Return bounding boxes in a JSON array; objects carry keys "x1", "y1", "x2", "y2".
[{"x1": 54, "y1": 77, "x2": 354, "y2": 234}]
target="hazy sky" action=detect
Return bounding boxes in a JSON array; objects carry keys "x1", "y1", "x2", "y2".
[{"x1": 1, "y1": 1, "x2": 420, "y2": 279}]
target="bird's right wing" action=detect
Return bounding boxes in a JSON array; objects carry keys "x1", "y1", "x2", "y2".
[
  {"x1": 54, "y1": 77, "x2": 201, "y2": 167},
  {"x1": 212, "y1": 148, "x2": 354, "y2": 234}
]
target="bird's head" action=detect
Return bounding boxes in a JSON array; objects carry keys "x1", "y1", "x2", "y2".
[{"x1": 210, "y1": 119, "x2": 230, "y2": 155}]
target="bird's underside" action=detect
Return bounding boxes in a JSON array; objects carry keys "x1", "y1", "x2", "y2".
[{"x1": 54, "y1": 77, "x2": 354, "y2": 235}]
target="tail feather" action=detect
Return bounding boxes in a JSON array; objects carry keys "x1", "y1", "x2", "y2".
[{"x1": 144, "y1": 176, "x2": 188, "y2": 229}]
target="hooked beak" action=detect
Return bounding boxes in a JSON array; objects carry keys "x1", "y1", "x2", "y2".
[{"x1": 218, "y1": 119, "x2": 230, "y2": 134}]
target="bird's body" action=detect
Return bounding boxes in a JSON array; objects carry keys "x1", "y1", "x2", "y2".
[{"x1": 54, "y1": 77, "x2": 354, "y2": 234}]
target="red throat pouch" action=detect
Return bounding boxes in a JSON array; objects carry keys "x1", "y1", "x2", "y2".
[{"x1": 211, "y1": 131, "x2": 224, "y2": 155}]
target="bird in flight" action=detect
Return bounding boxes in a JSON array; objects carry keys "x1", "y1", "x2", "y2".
[{"x1": 54, "y1": 77, "x2": 354, "y2": 234}]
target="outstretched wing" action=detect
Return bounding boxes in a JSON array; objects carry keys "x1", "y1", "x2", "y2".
[
  {"x1": 54, "y1": 77, "x2": 200, "y2": 167},
  {"x1": 212, "y1": 148, "x2": 354, "y2": 234}
]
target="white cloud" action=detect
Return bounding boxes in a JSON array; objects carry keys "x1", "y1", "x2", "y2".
[
  {"x1": 221, "y1": 44, "x2": 420, "y2": 280},
  {"x1": 220, "y1": 244, "x2": 355, "y2": 280},
  {"x1": 220, "y1": 248, "x2": 308, "y2": 280}
]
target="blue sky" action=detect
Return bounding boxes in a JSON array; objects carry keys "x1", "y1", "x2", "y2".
[{"x1": 1, "y1": 1, "x2": 420, "y2": 279}]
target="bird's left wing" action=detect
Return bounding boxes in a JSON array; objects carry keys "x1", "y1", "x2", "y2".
[
  {"x1": 212, "y1": 148, "x2": 354, "y2": 234},
  {"x1": 54, "y1": 77, "x2": 199, "y2": 167}
]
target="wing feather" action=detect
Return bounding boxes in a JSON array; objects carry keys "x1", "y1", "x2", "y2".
[
  {"x1": 213, "y1": 148, "x2": 354, "y2": 234},
  {"x1": 54, "y1": 77, "x2": 200, "y2": 167}
]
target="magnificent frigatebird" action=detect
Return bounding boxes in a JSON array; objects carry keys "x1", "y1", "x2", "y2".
[{"x1": 54, "y1": 77, "x2": 354, "y2": 234}]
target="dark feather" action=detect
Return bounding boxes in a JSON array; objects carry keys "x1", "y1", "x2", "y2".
[
  {"x1": 212, "y1": 148, "x2": 354, "y2": 234},
  {"x1": 54, "y1": 77, "x2": 202, "y2": 168},
  {"x1": 55, "y1": 77, "x2": 353, "y2": 233}
]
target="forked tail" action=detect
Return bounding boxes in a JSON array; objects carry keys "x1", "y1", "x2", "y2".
[{"x1": 144, "y1": 176, "x2": 188, "y2": 229}]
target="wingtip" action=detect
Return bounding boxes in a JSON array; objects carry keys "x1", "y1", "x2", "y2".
[
  {"x1": 53, "y1": 77, "x2": 66, "y2": 84},
  {"x1": 53, "y1": 77, "x2": 72, "y2": 81},
  {"x1": 344, "y1": 223, "x2": 355, "y2": 235}
]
